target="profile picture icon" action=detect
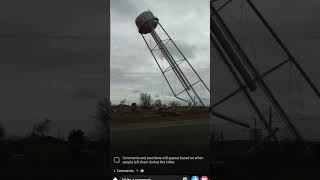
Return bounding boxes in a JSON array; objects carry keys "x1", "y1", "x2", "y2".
[
  {"x1": 201, "y1": 176, "x2": 208, "y2": 180},
  {"x1": 191, "y1": 176, "x2": 199, "y2": 180}
]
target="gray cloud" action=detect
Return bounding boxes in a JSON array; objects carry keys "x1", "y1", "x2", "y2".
[
  {"x1": 0, "y1": 0, "x2": 108, "y2": 136},
  {"x1": 111, "y1": 0, "x2": 139, "y2": 19}
]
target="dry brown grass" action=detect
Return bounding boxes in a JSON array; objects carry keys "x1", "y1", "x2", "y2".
[{"x1": 111, "y1": 109, "x2": 209, "y2": 125}]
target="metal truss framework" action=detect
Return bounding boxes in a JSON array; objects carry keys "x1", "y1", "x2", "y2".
[
  {"x1": 210, "y1": 0, "x2": 320, "y2": 142},
  {"x1": 141, "y1": 23, "x2": 210, "y2": 106}
]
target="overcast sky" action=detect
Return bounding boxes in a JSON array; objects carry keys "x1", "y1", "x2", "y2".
[
  {"x1": 110, "y1": 0, "x2": 210, "y2": 105},
  {"x1": 0, "y1": 0, "x2": 108, "y2": 136}
]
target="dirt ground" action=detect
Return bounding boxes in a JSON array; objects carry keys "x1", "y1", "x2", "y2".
[{"x1": 111, "y1": 109, "x2": 209, "y2": 125}]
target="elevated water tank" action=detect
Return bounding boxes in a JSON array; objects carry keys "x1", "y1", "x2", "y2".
[{"x1": 135, "y1": 11, "x2": 159, "y2": 34}]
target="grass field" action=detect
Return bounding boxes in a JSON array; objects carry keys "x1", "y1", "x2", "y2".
[
  {"x1": 111, "y1": 107, "x2": 209, "y2": 125},
  {"x1": 0, "y1": 137, "x2": 109, "y2": 179}
]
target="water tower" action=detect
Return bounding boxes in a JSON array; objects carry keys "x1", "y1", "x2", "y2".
[{"x1": 135, "y1": 11, "x2": 209, "y2": 106}]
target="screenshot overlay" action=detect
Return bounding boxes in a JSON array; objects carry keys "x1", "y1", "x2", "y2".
[{"x1": 110, "y1": 0, "x2": 210, "y2": 178}]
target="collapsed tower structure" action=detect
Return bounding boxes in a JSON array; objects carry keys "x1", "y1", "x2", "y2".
[{"x1": 135, "y1": 11, "x2": 210, "y2": 106}]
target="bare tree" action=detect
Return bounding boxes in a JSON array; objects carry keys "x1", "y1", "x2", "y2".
[
  {"x1": 93, "y1": 98, "x2": 110, "y2": 142},
  {"x1": 33, "y1": 117, "x2": 51, "y2": 136},
  {"x1": 68, "y1": 129, "x2": 85, "y2": 155},
  {"x1": 131, "y1": 102, "x2": 137, "y2": 111},
  {"x1": 140, "y1": 93, "x2": 152, "y2": 108},
  {"x1": 120, "y1": 98, "x2": 126, "y2": 105},
  {"x1": 68, "y1": 129, "x2": 85, "y2": 142},
  {"x1": 154, "y1": 99, "x2": 162, "y2": 108},
  {"x1": 169, "y1": 101, "x2": 179, "y2": 107}
]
